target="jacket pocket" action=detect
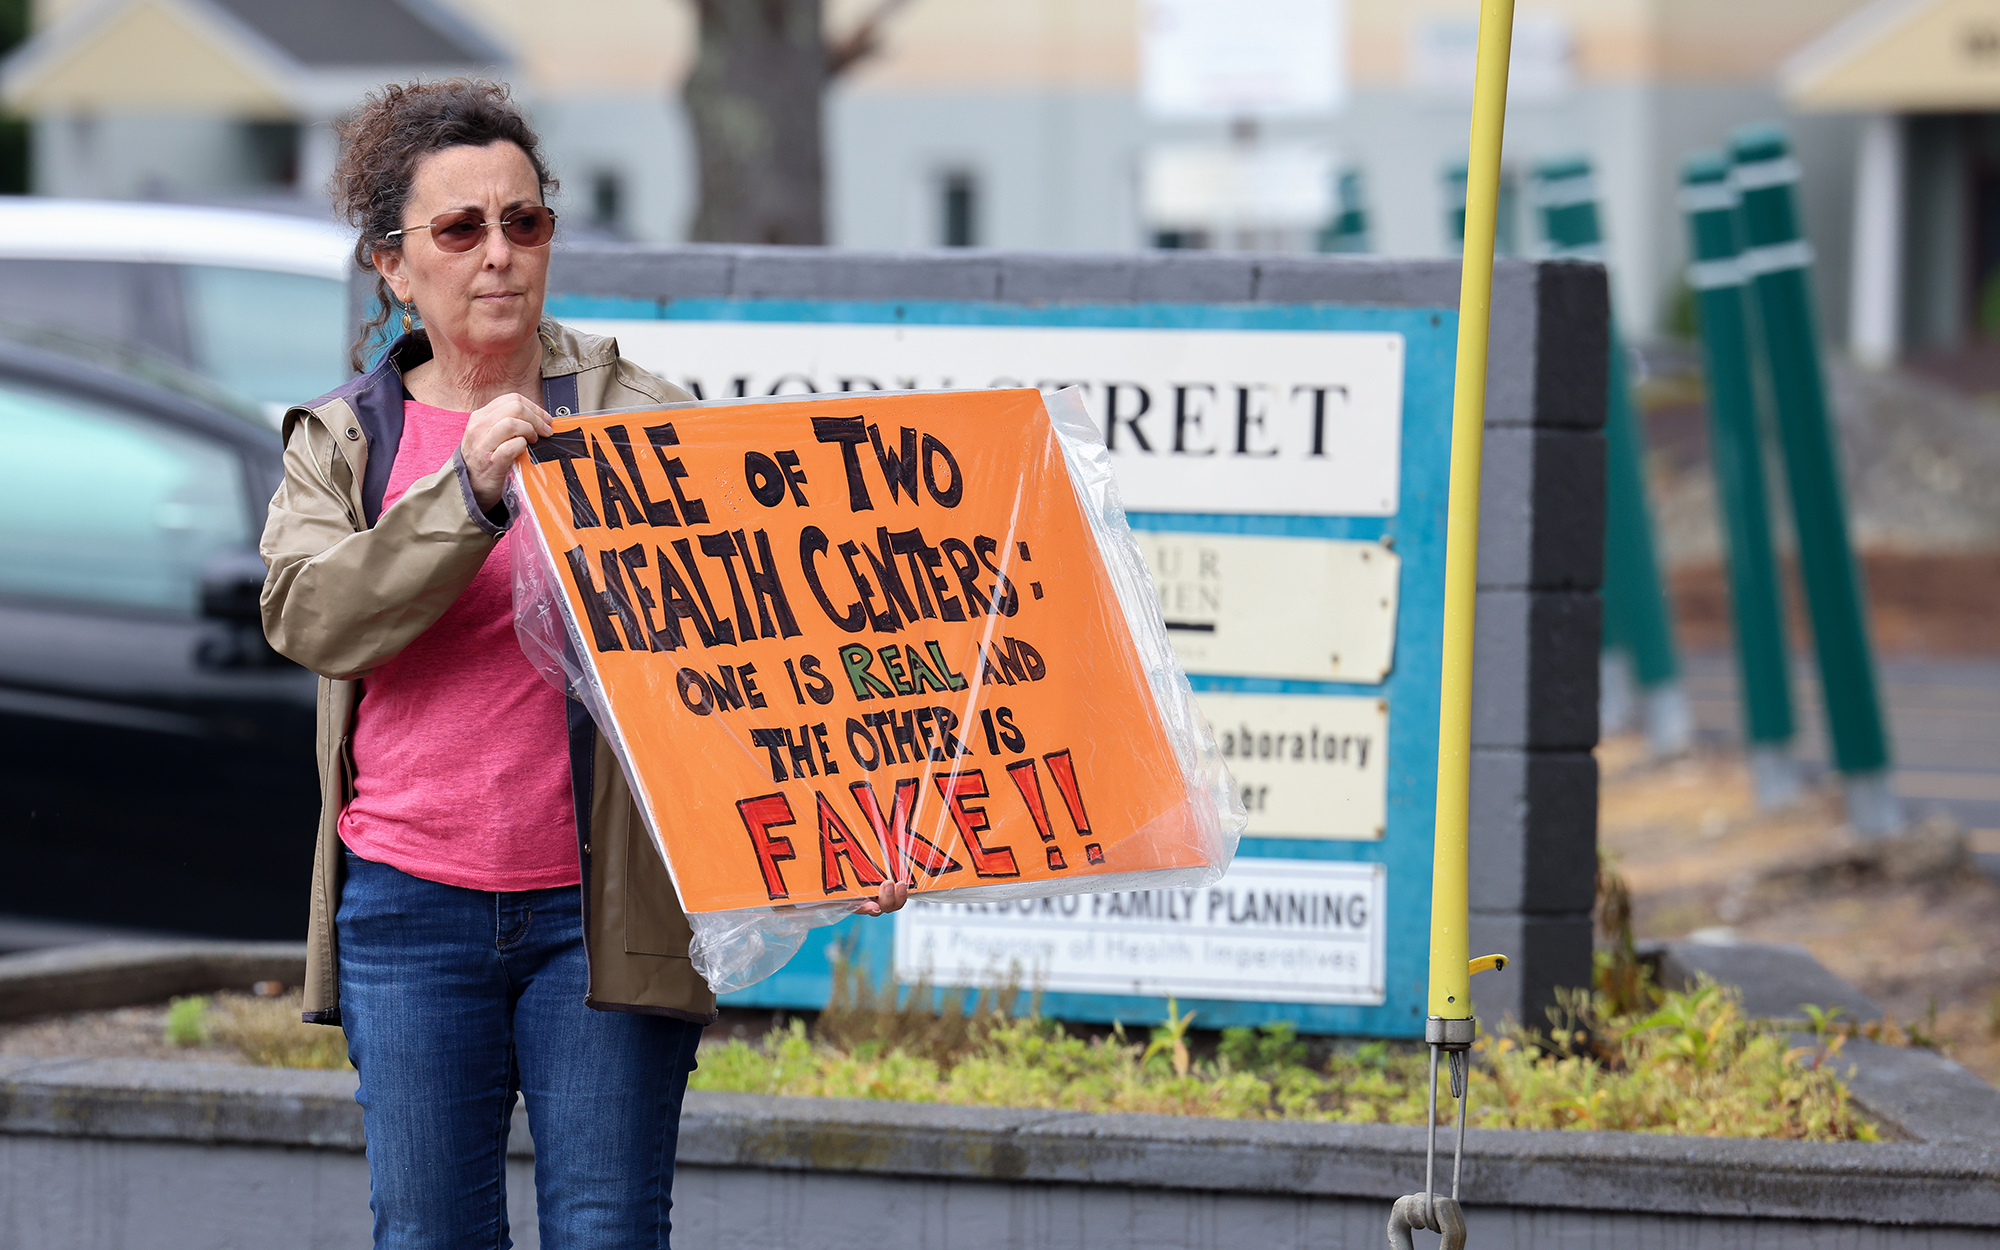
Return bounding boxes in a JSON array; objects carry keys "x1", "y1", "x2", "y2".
[{"x1": 623, "y1": 827, "x2": 692, "y2": 958}]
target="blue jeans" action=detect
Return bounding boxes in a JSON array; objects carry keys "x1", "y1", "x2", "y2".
[{"x1": 337, "y1": 850, "x2": 703, "y2": 1249}]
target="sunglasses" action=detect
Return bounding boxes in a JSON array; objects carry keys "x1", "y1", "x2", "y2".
[{"x1": 386, "y1": 206, "x2": 557, "y2": 253}]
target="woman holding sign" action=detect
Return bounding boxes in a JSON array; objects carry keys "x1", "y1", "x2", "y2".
[{"x1": 259, "y1": 79, "x2": 905, "y2": 1248}]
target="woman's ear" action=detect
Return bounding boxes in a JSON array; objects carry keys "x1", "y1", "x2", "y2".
[{"x1": 373, "y1": 247, "x2": 412, "y2": 303}]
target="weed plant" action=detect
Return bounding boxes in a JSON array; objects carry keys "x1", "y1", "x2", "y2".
[
  {"x1": 690, "y1": 950, "x2": 1878, "y2": 1141},
  {"x1": 171, "y1": 966, "x2": 1877, "y2": 1140},
  {"x1": 164, "y1": 995, "x2": 210, "y2": 1047},
  {"x1": 164, "y1": 991, "x2": 349, "y2": 1069},
  {"x1": 175, "y1": 857, "x2": 1879, "y2": 1140}
]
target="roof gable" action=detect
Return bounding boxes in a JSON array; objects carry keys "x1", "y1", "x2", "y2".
[
  {"x1": 1, "y1": 0, "x2": 505, "y2": 116},
  {"x1": 204, "y1": 0, "x2": 500, "y2": 68},
  {"x1": 4, "y1": 0, "x2": 293, "y2": 114},
  {"x1": 1785, "y1": 0, "x2": 2000, "y2": 110}
]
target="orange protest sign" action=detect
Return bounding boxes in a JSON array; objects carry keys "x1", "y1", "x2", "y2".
[{"x1": 509, "y1": 388, "x2": 1231, "y2": 956}]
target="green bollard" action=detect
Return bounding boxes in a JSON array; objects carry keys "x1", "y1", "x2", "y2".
[
  {"x1": 1529, "y1": 156, "x2": 1690, "y2": 755},
  {"x1": 1728, "y1": 124, "x2": 1899, "y2": 835},
  {"x1": 1679, "y1": 153, "x2": 1801, "y2": 809}
]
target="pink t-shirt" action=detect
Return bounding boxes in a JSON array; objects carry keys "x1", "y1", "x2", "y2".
[{"x1": 338, "y1": 399, "x2": 580, "y2": 892}]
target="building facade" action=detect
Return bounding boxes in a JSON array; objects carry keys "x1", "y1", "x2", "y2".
[
  {"x1": 1785, "y1": 0, "x2": 2000, "y2": 364},
  {"x1": 9, "y1": 0, "x2": 1992, "y2": 349}
]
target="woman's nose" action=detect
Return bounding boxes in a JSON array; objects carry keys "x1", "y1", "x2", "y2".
[{"x1": 482, "y1": 222, "x2": 512, "y2": 267}]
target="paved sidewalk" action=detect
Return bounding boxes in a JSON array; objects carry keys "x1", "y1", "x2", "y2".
[{"x1": 1680, "y1": 652, "x2": 2000, "y2": 859}]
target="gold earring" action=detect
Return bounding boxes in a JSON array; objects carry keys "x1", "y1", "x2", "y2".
[{"x1": 400, "y1": 301, "x2": 415, "y2": 334}]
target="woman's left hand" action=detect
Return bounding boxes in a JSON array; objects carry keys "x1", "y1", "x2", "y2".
[{"x1": 856, "y1": 879, "x2": 910, "y2": 916}]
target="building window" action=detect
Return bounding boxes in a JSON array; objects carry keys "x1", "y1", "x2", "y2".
[
  {"x1": 940, "y1": 170, "x2": 978, "y2": 247},
  {"x1": 240, "y1": 120, "x2": 300, "y2": 189},
  {"x1": 590, "y1": 170, "x2": 624, "y2": 232},
  {"x1": 1443, "y1": 163, "x2": 1520, "y2": 257}
]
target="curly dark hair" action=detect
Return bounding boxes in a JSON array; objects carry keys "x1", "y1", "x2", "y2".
[{"x1": 332, "y1": 78, "x2": 558, "y2": 371}]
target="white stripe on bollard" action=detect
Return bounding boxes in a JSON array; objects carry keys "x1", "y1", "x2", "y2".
[
  {"x1": 1739, "y1": 239, "x2": 1815, "y2": 274},
  {"x1": 1730, "y1": 155, "x2": 1802, "y2": 189},
  {"x1": 1686, "y1": 258, "x2": 1745, "y2": 290},
  {"x1": 1530, "y1": 175, "x2": 1597, "y2": 208},
  {"x1": 1677, "y1": 182, "x2": 1738, "y2": 213}
]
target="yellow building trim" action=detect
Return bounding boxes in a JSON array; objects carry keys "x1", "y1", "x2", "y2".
[
  {"x1": 1653, "y1": 0, "x2": 1870, "y2": 83},
  {"x1": 448, "y1": 0, "x2": 688, "y2": 95},
  {"x1": 1786, "y1": 0, "x2": 2000, "y2": 110},
  {"x1": 831, "y1": 0, "x2": 1137, "y2": 92},
  {"x1": 6, "y1": 0, "x2": 293, "y2": 115}
]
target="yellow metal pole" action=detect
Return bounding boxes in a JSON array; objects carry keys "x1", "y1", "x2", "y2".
[{"x1": 1428, "y1": 0, "x2": 1516, "y2": 1024}]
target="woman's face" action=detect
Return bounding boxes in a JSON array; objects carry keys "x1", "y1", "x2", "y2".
[{"x1": 375, "y1": 140, "x2": 549, "y2": 360}]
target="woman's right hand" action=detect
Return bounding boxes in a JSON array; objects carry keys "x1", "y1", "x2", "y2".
[
  {"x1": 461, "y1": 392, "x2": 554, "y2": 513},
  {"x1": 855, "y1": 878, "x2": 911, "y2": 917}
]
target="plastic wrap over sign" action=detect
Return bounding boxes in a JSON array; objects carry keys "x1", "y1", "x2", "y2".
[{"x1": 510, "y1": 387, "x2": 1243, "y2": 992}]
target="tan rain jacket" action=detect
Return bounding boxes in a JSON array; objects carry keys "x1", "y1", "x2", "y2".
[{"x1": 260, "y1": 319, "x2": 716, "y2": 1026}]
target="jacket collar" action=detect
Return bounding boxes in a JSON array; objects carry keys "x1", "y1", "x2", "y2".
[
  {"x1": 348, "y1": 333, "x2": 430, "y2": 527},
  {"x1": 295, "y1": 320, "x2": 612, "y2": 526},
  {"x1": 536, "y1": 317, "x2": 621, "y2": 378}
]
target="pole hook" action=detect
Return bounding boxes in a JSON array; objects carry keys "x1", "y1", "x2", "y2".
[
  {"x1": 1388, "y1": 1191, "x2": 1466, "y2": 1250},
  {"x1": 1388, "y1": 1020, "x2": 1476, "y2": 1249}
]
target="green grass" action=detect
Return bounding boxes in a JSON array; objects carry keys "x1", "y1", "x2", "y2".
[
  {"x1": 177, "y1": 964, "x2": 1876, "y2": 1140},
  {"x1": 684, "y1": 857, "x2": 1872, "y2": 1140},
  {"x1": 164, "y1": 995, "x2": 210, "y2": 1047},
  {"x1": 178, "y1": 853, "x2": 1875, "y2": 1141},
  {"x1": 688, "y1": 957, "x2": 1878, "y2": 1141}
]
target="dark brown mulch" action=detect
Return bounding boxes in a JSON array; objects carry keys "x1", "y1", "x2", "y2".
[{"x1": 1670, "y1": 551, "x2": 2000, "y2": 655}]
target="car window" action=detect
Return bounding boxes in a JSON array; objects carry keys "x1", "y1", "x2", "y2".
[
  {"x1": 0, "y1": 259, "x2": 195, "y2": 367},
  {"x1": 182, "y1": 266, "x2": 347, "y2": 418},
  {"x1": 0, "y1": 381, "x2": 250, "y2": 615}
]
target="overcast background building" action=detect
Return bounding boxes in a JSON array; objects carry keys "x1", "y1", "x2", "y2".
[{"x1": 3, "y1": 0, "x2": 1996, "y2": 359}]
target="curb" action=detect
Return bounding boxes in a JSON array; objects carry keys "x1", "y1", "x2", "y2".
[
  {"x1": 0, "y1": 1058, "x2": 1994, "y2": 1228},
  {"x1": 0, "y1": 940, "x2": 307, "y2": 1021}
]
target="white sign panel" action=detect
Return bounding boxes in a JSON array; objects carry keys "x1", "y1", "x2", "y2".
[
  {"x1": 1200, "y1": 692, "x2": 1387, "y2": 840},
  {"x1": 571, "y1": 319, "x2": 1405, "y2": 517},
  {"x1": 1141, "y1": 0, "x2": 1347, "y2": 119},
  {"x1": 1135, "y1": 531, "x2": 1397, "y2": 683},
  {"x1": 894, "y1": 857, "x2": 1386, "y2": 1004}
]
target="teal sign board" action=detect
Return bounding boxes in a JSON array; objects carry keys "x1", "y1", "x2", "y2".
[{"x1": 545, "y1": 294, "x2": 1457, "y2": 1037}]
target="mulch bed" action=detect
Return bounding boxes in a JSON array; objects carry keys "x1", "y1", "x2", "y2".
[{"x1": 1670, "y1": 551, "x2": 2000, "y2": 655}]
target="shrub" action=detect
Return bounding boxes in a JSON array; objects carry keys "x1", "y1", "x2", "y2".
[
  {"x1": 689, "y1": 976, "x2": 1878, "y2": 1142},
  {"x1": 210, "y1": 993, "x2": 350, "y2": 1069},
  {"x1": 173, "y1": 990, "x2": 349, "y2": 1069},
  {"x1": 1476, "y1": 982, "x2": 1875, "y2": 1138},
  {"x1": 164, "y1": 995, "x2": 210, "y2": 1047}
]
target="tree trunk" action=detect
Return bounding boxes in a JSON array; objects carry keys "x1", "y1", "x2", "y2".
[{"x1": 683, "y1": 0, "x2": 829, "y2": 245}]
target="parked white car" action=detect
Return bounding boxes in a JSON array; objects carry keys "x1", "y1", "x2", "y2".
[{"x1": 0, "y1": 198, "x2": 353, "y2": 422}]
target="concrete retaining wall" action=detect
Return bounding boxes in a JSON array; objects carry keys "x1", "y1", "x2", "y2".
[
  {"x1": 0, "y1": 942, "x2": 305, "y2": 1021},
  {"x1": 3, "y1": 1055, "x2": 1995, "y2": 1250}
]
